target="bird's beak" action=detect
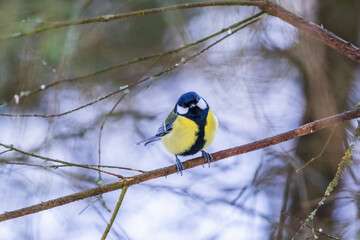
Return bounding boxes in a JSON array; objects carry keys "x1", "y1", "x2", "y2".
[{"x1": 189, "y1": 103, "x2": 196, "y2": 108}]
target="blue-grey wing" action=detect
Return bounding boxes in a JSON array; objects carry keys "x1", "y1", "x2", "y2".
[
  {"x1": 156, "y1": 109, "x2": 177, "y2": 137},
  {"x1": 137, "y1": 109, "x2": 177, "y2": 146}
]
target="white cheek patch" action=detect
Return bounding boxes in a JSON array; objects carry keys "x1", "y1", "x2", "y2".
[
  {"x1": 177, "y1": 105, "x2": 189, "y2": 114},
  {"x1": 196, "y1": 98, "x2": 207, "y2": 110}
]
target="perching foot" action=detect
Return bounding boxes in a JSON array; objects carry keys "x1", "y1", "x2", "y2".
[
  {"x1": 201, "y1": 150, "x2": 213, "y2": 168},
  {"x1": 175, "y1": 155, "x2": 184, "y2": 176}
]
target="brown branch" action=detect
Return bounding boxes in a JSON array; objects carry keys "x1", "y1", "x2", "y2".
[
  {"x1": 0, "y1": 12, "x2": 264, "y2": 108},
  {"x1": 1, "y1": 1, "x2": 259, "y2": 40},
  {"x1": 101, "y1": 186, "x2": 128, "y2": 240},
  {"x1": 1, "y1": 108, "x2": 359, "y2": 222},
  {"x1": 2, "y1": 1, "x2": 358, "y2": 63},
  {"x1": 0, "y1": 13, "x2": 264, "y2": 118},
  {"x1": 254, "y1": 0, "x2": 360, "y2": 63},
  {"x1": 0, "y1": 143, "x2": 124, "y2": 178},
  {"x1": 2, "y1": 1, "x2": 359, "y2": 63}
]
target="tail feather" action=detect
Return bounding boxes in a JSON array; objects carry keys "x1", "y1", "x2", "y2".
[{"x1": 136, "y1": 135, "x2": 161, "y2": 146}]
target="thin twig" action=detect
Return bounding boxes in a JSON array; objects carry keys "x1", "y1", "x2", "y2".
[
  {"x1": 98, "y1": 94, "x2": 127, "y2": 170},
  {"x1": 0, "y1": 161, "x2": 147, "y2": 173},
  {"x1": 0, "y1": 161, "x2": 52, "y2": 169},
  {"x1": 0, "y1": 149, "x2": 13, "y2": 155},
  {"x1": 95, "y1": 93, "x2": 128, "y2": 212},
  {"x1": 291, "y1": 121, "x2": 360, "y2": 239},
  {"x1": 2, "y1": 1, "x2": 359, "y2": 62},
  {"x1": 0, "y1": 13, "x2": 265, "y2": 118},
  {"x1": 0, "y1": 90, "x2": 120, "y2": 118},
  {"x1": 87, "y1": 165, "x2": 146, "y2": 173},
  {"x1": 282, "y1": 211, "x2": 339, "y2": 240},
  {"x1": 296, "y1": 127, "x2": 334, "y2": 173},
  {"x1": 3, "y1": 11, "x2": 263, "y2": 107},
  {"x1": 276, "y1": 167, "x2": 293, "y2": 240},
  {"x1": 0, "y1": 1, "x2": 259, "y2": 40},
  {"x1": 101, "y1": 186, "x2": 128, "y2": 240},
  {"x1": 0, "y1": 143, "x2": 123, "y2": 178},
  {"x1": 0, "y1": 108, "x2": 359, "y2": 222}
]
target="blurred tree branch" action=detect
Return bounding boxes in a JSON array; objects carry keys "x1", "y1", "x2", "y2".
[
  {"x1": 0, "y1": 143, "x2": 124, "y2": 178},
  {"x1": 254, "y1": 0, "x2": 360, "y2": 62},
  {"x1": 1, "y1": 108, "x2": 359, "y2": 222},
  {"x1": 0, "y1": 1, "x2": 258, "y2": 40},
  {"x1": 0, "y1": 12, "x2": 264, "y2": 107},
  {"x1": 101, "y1": 186, "x2": 128, "y2": 240},
  {"x1": 2, "y1": 1, "x2": 359, "y2": 62},
  {"x1": 1, "y1": 1, "x2": 359, "y2": 237},
  {"x1": 292, "y1": 122, "x2": 360, "y2": 239},
  {"x1": 0, "y1": 14, "x2": 264, "y2": 117}
]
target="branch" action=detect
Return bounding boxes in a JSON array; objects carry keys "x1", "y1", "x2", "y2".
[
  {"x1": 292, "y1": 122, "x2": 360, "y2": 239},
  {"x1": 101, "y1": 186, "x2": 128, "y2": 240},
  {"x1": 1, "y1": 12, "x2": 264, "y2": 107},
  {"x1": 254, "y1": 1, "x2": 360, "y2": 63},
  {"x1": 0, "y1": 1, "x2": 259, "y2": 40},
  {"x1": 0, "y1": 143, "x2": 124, "y2": 178},
  {"x1": 0, "y1": 14, "x2": 264, "y2": 118},
  {"x1": 1, "y1": 108, "x2": 359, "y2": 222},
  {"x1": 3, "y1": 1, "x2": 359, "y2": 63}
]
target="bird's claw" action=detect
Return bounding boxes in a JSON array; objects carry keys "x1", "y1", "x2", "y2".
[
  {"x1": 201, "y1": 150, "x2": 213, "y2": 168},
  {"x1": 175, "y1": 156, "x2": 184, "y2": 176}
]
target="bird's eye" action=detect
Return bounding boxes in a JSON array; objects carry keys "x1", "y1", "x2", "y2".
[
  {"x1": 177, "y1": 105, "x2": 188, "y2": 115},
  {"x1": 196, "y1": 98, "x2": 207, "y2": 110}
]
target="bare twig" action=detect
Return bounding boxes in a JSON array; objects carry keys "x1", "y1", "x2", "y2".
[
  {"x1": 101, "y1": 186, "x2": 128, "y2": 240},
  {"x1": 0, "y1": 13, "x2": 265, "y2": 118},
  {"x1": 0, "y1": 143, "x2": 123, "y2": 178},
  {"x1": 1, "y1": 108, "x2": 359, "y2": 222},
  {"x1": 296, "y1": 127, "x2": 334, "y2": 173},
  {"x1": 1, "y1": 1, "x2": 259, "y2": 40},
  {"x1": 292, "y1": 121, "x2": 360, "y2": 239},
  {"x1": 0, "y1": 161, "x2": 146, "y2": 173},
  {"x1": 0, "y1": 149, "x2": 13, "y2": 155},
  {"x1": 0, "y1": 89, "x2": 121, "y2": 118},
  {"x1": 98, "y1": 94, "x2": 127, "y2": 168},
  {"x1": 276, "y1": 167, "x2": 293, "y2": 240},
  {"x1": 282, "y1": 211, "x2": 339, "y2": 240},
  {"x1": 2, "y1": 1, "x2": 359, "y2": 62},
  {"x1": 4, "y1": 12, "x2": 264, "y2": 107}
]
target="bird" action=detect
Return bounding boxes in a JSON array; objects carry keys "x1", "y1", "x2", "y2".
[{"x1": 137, "y1": 91, "x2": 218, "y2": 175}]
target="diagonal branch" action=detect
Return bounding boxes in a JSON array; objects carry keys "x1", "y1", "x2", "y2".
[
  {"x1": 101, "y1": 186, "x2": 128, "y2": 240},
  {"x1": 1, "y1": 12, "x2": 264, "y2": 107},
  {"x1": 0, "y1": 143, "x2": 123, "y2": 178},
  {"x1": 2, "y1": 1, "x2": 359, "y2": 62},
  {"x1": 254, "y1": 0, "x2": 360, "y2": 62},
  {"x1": 1, "y1": 108, "x2": 359, "y2": 222},
  {"x1": 0, "y1": 13, "x2": 264, "y2": 118},
  {"x1": 0, "y1": 1, "x2": 259, "y2": 40}
]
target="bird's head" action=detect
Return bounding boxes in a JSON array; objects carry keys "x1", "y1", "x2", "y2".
[{"x1": 175, "y1": 92, "x2": 208, "y2": 117}]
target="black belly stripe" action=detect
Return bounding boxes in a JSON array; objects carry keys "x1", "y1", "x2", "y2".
[{"x1": 180, "y1": 109, "x2": 209, "y2": 156}]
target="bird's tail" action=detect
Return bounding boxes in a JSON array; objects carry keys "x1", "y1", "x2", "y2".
[{"x1": 136, "y1": 135, "x2": 161, "y2": 146}]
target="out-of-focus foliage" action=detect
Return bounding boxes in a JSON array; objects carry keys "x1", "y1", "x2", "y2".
[{"x1": 0, "y1": 0, "x2": 359, "y2": 239}]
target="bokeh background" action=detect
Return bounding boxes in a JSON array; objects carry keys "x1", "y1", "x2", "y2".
[{"x1": 0, "y1": 0, "x2": 360, "y2": 239}]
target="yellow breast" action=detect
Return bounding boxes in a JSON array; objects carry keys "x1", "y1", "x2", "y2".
[
  {"x1": 161, "y1": 115, "x2": 198, "y2": 155},
  {"x1": 203, "y1": 109, "x2": 218, "y2": 149}
]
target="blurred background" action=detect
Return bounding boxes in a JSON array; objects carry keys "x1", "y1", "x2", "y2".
[{"x1": 0, "y1": 0, "x2": 360, "y2": 239}]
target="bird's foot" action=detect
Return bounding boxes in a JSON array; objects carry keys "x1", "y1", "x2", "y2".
[
  {"x1": 201, "y1": 150, "x2": 213, "y2": 168},
  {"x1": 175, "y1": 155, "x2": 184, "y2": 176}
]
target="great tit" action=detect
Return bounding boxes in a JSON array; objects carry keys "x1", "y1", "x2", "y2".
[{"x1": 137, "y1": 91, "x2": 218, "y2": 175}]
